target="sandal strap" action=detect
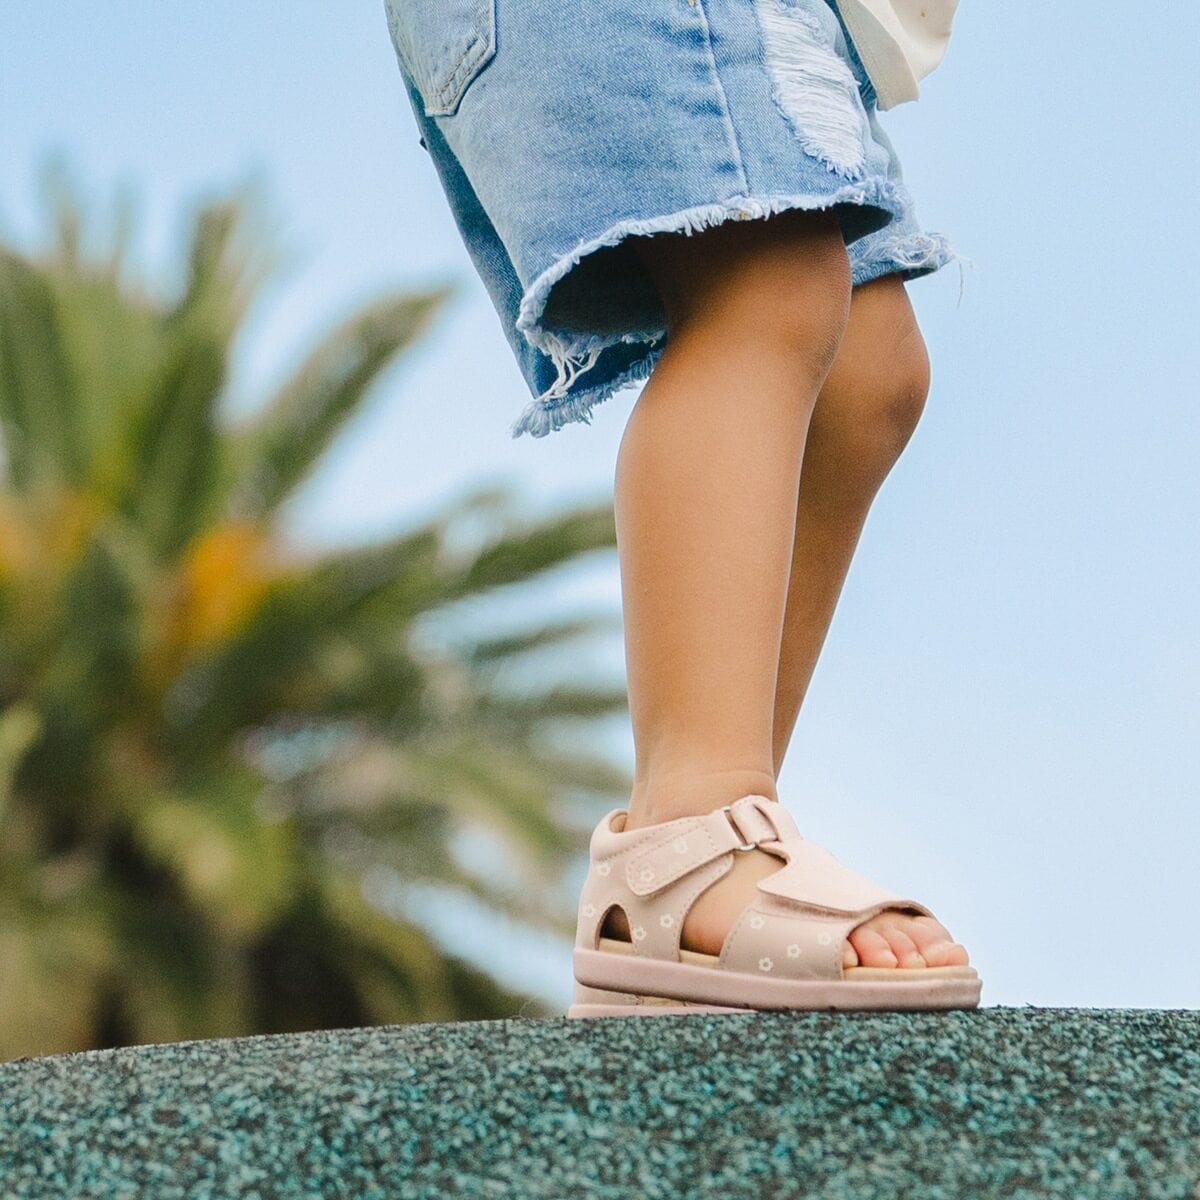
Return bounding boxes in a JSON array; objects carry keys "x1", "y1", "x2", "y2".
[
  {"x1": 756, "y1": 839, "x2": 929, "y2": 916},
  {"x1": 624, "y1": 794, "x2": 793, "y2": 897},
  {"x1": 718, "y1": 903, "x2": 886, "y2": 981},
  {"x1": 718, "y1": 834, "x2": 935, "y2": 982}
]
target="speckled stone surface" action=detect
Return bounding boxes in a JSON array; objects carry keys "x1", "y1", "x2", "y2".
[{"x1": 1, "y1": 1008, "x2": 1197, "y2": 1198}]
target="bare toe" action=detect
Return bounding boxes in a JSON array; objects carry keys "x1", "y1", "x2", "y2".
[
  {"x1": 849, "y1": 911, "x2": 971, "y2": 969},
  {"x1": 919, "y1": 938, "x2": 970, "y2": 967},
  {"x1": 881, "y1": 926, "x2": 926, "y2": 969},
  {"x1": 898, "y1": 914, "x2": 971, "y2": 967},
  {"x1": 847, "y1": 924, "x2": 898, "y2": 967}
]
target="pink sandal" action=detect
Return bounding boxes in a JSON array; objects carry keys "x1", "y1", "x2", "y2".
[{"x1": 568, "y1": 793, "x2": 981, "y2": 1017}]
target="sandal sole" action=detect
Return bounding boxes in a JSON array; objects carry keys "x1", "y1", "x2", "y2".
[
  {"x1": 571, "y1": 937, "x2": 981, "y2": 1015},
  {"x1": 568, "y1": 979, "x2": 755, "y2": 1017}
]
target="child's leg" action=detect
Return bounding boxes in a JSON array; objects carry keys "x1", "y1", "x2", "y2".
[
  {"x1": 773, "y1": 273, "x2": 931, "y2": 767},
  {"x1": 608, "y1": 215, "x2": 967, "y2": 969},
  {"x1": 615, "y1": 207, "x2": 848, "y2": 829},
  {"x1": 769, "y1": 272, "x2": 967, "y2": 967}
]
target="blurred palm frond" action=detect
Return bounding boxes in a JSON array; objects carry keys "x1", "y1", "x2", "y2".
[{"x1": 0, "y1": 170, "x2": 627, "y2": 1058}]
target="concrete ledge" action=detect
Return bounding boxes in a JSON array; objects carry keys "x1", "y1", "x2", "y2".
[{"x1": 1, "y1": 1008, "x2": 1197, "y2": 1198}]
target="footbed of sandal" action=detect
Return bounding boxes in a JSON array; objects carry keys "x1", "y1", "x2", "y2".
[
  {"x1": 568, "y1": 793, "x2": 981, "y2": 1017},
  {"x1": 597, "y1": 934, "x2": 978, "y2": 980}
]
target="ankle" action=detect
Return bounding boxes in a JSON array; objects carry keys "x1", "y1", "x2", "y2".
[{"x1": 626, "y1": 766, "x2": 778, "y2": 830}]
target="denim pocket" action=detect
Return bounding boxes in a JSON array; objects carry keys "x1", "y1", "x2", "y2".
[{"x1": 384, "y1": 0, "x2": 497, "y2": 117}]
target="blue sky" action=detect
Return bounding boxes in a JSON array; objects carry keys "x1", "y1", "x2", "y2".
[{"x1": 2, "y1": 4, "x2": 1197, "y2": 1011}]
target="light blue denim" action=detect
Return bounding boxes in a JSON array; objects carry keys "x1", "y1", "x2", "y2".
[{"x1": 384, "y1": 0, "x2": 959, "y2": 438}]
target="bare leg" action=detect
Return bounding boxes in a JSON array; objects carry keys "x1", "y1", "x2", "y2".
[
  {"x1": 606, "y1": 219, "x2": 966, "y2": 969},
  {"x1": 772, "y1": 274, "x2": 929, "y2": 763},
  {"x1": 772, "y1": 273, "x2": 966, "y2": 968},
  {"x1": 606, "y1": 207, "x2": 848, "y2": 953},
  {"x1": 616, "y1": 207, "x2": 849, "y2": 832}
]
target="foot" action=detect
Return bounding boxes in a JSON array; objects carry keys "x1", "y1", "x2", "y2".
[{"x1": 602, "y1": 839, "x2": 970, "y2": 969}]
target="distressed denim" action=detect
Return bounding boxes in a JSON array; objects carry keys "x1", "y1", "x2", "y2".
[{"x1": 385, "y1": 0, "x2": 959, "y2": 438}]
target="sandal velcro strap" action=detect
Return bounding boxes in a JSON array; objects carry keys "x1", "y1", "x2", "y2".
[
  {"x1": 624, "y1": 795, "x2": 792, "y2": 897},
  {"x1": 756, "y1": 838, "x2": 932, "y2": 918},
  {"x1": 624, "y1": 819, "x2": 744, "y2": 896}
]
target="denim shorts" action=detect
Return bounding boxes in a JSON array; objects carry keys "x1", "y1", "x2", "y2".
[{"x1": 385, "y1": 0, "x2": 960, "y2": 438}]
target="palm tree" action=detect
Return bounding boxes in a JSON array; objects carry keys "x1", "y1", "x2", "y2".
[{"x1": 0, "y1": 167, "x2": 629, "y2": 1059}]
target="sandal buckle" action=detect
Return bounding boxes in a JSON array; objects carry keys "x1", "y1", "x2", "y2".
[{"x1": 719, "y1": 804, "x2": 760, "y2": 852}]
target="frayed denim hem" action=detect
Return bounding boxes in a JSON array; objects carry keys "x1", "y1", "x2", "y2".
[
  {"x1": 851, "y1": 230, "x2": 974, "y2": 307},
  {"x1": 510, "y1": 344, "x2": 666, "y2": 439},
  {"x1": 509, "y1": 329, "x2": 665, "y2": 439},
  {"x1": 510, "y1": 180, "x2": 903, "y2": 439}
]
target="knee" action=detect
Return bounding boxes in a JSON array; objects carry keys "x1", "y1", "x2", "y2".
[
  {"x1": 813, "y1": 321, "x2": 931, "y2": 491},
  {"x1": 670, "y1": 249, "x2": 853, "y2": 399},
  {"x1": 872, "y1": 324, "x2": 931, "y2": 461},
  {"x1": 747, "y1": 254, "x2": 853, "y2": 380},
  {"x1": 633, "y1": 208, "x2": 854, "y2": 381}
]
